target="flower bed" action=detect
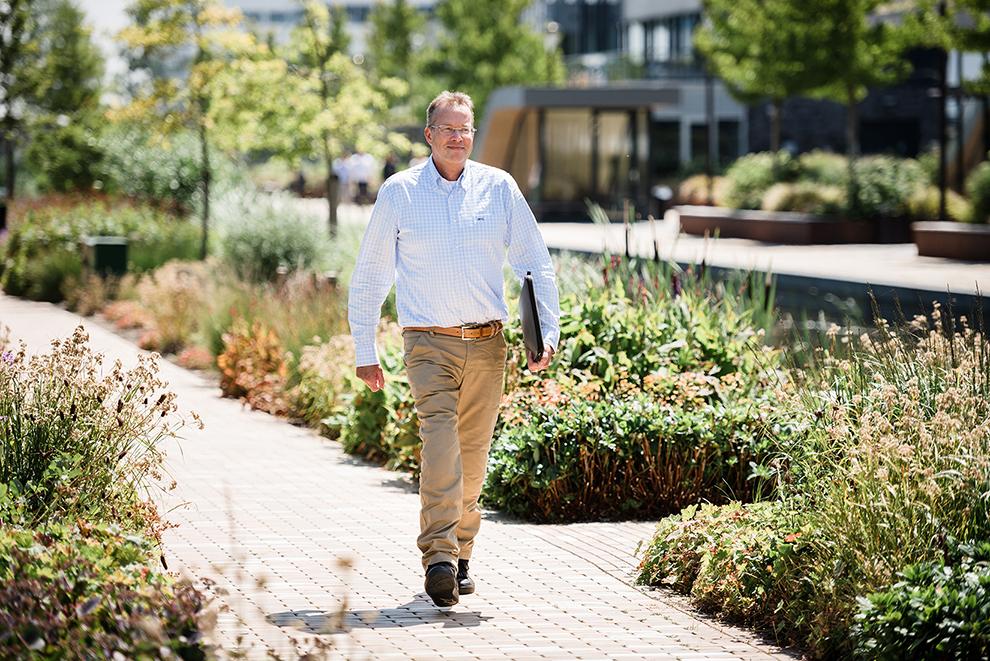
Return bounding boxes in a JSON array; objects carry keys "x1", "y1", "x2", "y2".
[
  {"x1": 0, "y1": 327, "x2": 209, "y2": 657},
  {"x1": 638, "y1": 308, "x2": 990, "y2": 657}
]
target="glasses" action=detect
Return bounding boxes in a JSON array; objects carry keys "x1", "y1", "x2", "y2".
[{"x1": 429, "y1": 125, "x2": 477, "y2": 137}]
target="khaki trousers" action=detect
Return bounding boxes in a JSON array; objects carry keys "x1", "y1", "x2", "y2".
[{"x1": 402, "y1": 329, "x2": 507, "y2": 569}]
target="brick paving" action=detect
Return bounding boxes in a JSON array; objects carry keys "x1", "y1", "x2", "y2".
[{"x1": 1, "y1": 294, "x2": 796, "y2": 660}]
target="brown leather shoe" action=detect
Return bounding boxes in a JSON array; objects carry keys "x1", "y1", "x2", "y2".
[
  {"x1": 425, "y1": 562, "x2": 458, "y2": 607},
  {"x1": 457, "y1": 559, "x2": 475, "y2": 595}
]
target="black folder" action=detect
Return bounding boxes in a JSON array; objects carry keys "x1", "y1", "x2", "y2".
[{"x1": 520, "y1": 271, "x2": 543, "y2": 362}]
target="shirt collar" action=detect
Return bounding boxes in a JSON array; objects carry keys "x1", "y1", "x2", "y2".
[{"x1": 427, "y1": 155, "x2": 471, "y2": 191}]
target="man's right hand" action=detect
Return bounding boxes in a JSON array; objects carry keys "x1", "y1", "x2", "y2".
[{"x1": 356, "y1": 364, "x2": 385, "y2": 392}]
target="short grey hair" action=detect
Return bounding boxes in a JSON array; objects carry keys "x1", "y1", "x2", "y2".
[{"x1": 426, "y1": 91, "x2": 475, "y2": 127}]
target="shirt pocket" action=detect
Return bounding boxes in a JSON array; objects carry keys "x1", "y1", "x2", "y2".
[{"x1": 459, "y1": 195, "x2": 505, "y2": 250}]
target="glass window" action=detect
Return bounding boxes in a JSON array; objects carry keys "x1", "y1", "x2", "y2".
[
  {"x1": 691, "y1": 120, "x2": 742, "y2": 167},
  {"x1": 718, "y1": 120, "x2": 740, "y2": 165},
  {"x1": 508, "y1": 111, "x2": 540, "y2": 199},
  {"x1": 543, "y1": 109, "x2": 593, "y2": 202},
  {"x1": 597, "y1": 111, "x2": 631, "y2": 202},
  {"x1": 649, "y1": 119, "x2": 680, "y2": 178}
]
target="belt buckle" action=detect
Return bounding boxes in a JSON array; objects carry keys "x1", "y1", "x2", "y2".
[{"x1": 459, "y1": 324, "x2": 471, "y2": 340}]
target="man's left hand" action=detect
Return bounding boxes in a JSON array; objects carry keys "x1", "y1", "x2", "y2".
[{"x1": 527, "y1": 344, "x2": 554, "y2": 372}]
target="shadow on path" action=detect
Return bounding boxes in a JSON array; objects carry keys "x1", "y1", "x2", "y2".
[{"x1": 267, "y1": 595, "x2": 493, "y2": 634}]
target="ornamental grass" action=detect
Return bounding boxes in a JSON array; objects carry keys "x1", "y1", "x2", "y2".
[{"x1": 0, "y1": 326, "x2": 195, "y2": 531}]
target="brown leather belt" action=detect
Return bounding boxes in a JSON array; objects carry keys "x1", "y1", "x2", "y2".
[{"x1": 403, "y1": 321, "x2": 503, "y2": 339}]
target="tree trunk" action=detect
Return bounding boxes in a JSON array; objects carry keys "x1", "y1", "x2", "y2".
[
  {"x1": 199, "y1": 119, "x2": 211, "y2": 260},
  {"x1": 770, "y1": 99, "x2": 782, "y2": 153},
  {"x1": 846, "y1": 85, "x2": 859, "y2": 217},
  {"x1": 322, "y1": 136, "x2": 338, "y2": 238}
]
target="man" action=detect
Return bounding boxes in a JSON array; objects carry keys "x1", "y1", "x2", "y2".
[{"x1": 348, "y1": 90, "x2": 560, "y2": 607}]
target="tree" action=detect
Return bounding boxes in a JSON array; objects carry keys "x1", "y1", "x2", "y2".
[
  {"x1": 695, "y1": 0, "x2": 838, "y2": 153},
  {"x1": 278, "y1": 0, "x2": 410, "y2": 237},
  {"x1": 0, "y1": 0, "x2": 34, "y2": 202},
  {"x1": 0, "y1": 0, "x2": 104, "y2": 200},
  {"x1": 117, "y1": 0, "x2": 265, "y2": 258},
  {"x1": 808, "y1": 0, "x2": 914, "y2": 212},
  {"x1": 24, "y1": 0, "x2": 105, "y2": 192},
  {"x1": 367, "y1": 0, "x2": 426, "y2": 123},
  {"x1": 426, "y1": 0, "x2": 565, "y2": 120}
]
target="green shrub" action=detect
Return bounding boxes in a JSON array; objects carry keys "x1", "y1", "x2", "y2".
[
  {"x1": 135, "y1": 260, "x2": 212, "y2": 354},
  {"x1": 776, "y1": 309, "x2": 990, "y2": 656},
  {"x1": 761, "y1": 182, "x2": 845, "y2": 216},
  {"x1": 484, "y1": 383, "x2": 786, "y2": 522},
  {"x1": 0, "y1": 326, "x2": 189, "y2": 529},
  {"x1": 907, "y1": 185, "x2": 972, "y2": 222},
  {"x1": 637, "y1": 501, "x2": 812, "y2": 643},
  {"x1": 24, "y1": 118, "x2": 106, "y2": 194},
  {"x1": 724, "y1": 151, "x2": 798, "y2": 210},
  {"x1": 0, "y1": 522, "x2": 207, "y2": 659},
  {"x1": 485, "y1": 272, "x2": 788, "y2": 522},
  {"x1": 797, "y1": 151, "x2": 848, "y2": 188},
  {"x1": 965, "y1": 160, "x2": 990, "y2": 224},
  {"x1": 336, "y1": 327, "x2": 420, "y2": 474},
  {"x1": 290, "y1": 335, "x2": 355, "y2": 436},
  {"x1": 0, "y1": 199, "x2": 200, "y2": 302},
  {"x1": 96, "y1": 123, "x2": 254, "y2": 213},
  {"x1": 676, "y1": 174, "x2": 729, "y2": 206},
  {"x1": 213, "y1": 188, "x2": 331, "y2": 282},
  {"x1": 850, "y1": 156, "x2": 927, "y2": 218},
  {"x1": 854, "y1": 540, "x2": 990, "y2": 660}
]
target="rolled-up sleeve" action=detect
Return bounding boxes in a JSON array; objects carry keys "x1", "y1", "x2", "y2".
[
  {"x1": 348, "y1": 187, "x2": 398, "y2": 366},
  {"x1": 505, "y1": 179, "x2": 561, "y2": 351}
]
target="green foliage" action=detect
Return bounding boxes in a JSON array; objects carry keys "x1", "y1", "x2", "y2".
[
  {"x1": 966, "y1": 160, "x2": 990, "y2": 224},
  {"x1": 426, "y1": 0, "x2": 565, "y2": 118},
  {"x1": 768, "y1": 308, "x2": 990, "y2": 656},
  {"x1": 368, "y1": 0, "x2": 424, "y2": 82},
  {"x1": 853, "y1": 540, "x2": 990, "y2": 660},
  {"x1": 96, "y1": 125, "x2": 204, "y2": 211},
  {"x1": 797, "y1": 150, "x2": 849, "y2": 188},
  {"x1": 0, "y1": 522, "x2": 206, "y2": 659},
  {"x1": 907, "y1": 185, "x2": 972, "y2": 223},
  {"x1": 723, "y1": 151, "x2": 798, "y2": 210},
  {"x1": 849, "y1": 155, "x2": 927, "y2": 218},
  {"x1": 367, "y1": 0, "x2": 427, "y2": 124},
  {"x1": 337, "y1": 328, "x2": 420, "y2": 474},
  {"x1": 761, "y1": 182, "x2": 846, "y2": 216},
  {"x1": 1, "y1": 0, "x2": 106, "y2": 196},
  {"x1": 485, "y1": 260, "x2": 787, "y2": 522},
  {"x1": 696, "y1": 0, "x2": 836, "y2": 105},
  {"x1": 289, "y1": 335, "x2": 355, "y2": 436},
  {"x1": 0, "y1": 326, "x2": 187, "y2": 529},
  {"x1": 213, "y1": 188, "x2": 331, "y2": 282},
  {"x1": 0, "y1": 198, "x2": 200, "y2": 302},
  {"x1": 637, "y1": 501, "x2": 812, "y2": 643}
]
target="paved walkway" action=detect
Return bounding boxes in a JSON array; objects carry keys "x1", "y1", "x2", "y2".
[{"x1": 0, "y1": 294, "x2": 795, "y2": 661}]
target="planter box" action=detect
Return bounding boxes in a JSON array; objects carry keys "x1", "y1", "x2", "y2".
[
  {"x1": 913, "y1": 221, "x2": 990, "y2": 261},
  {"x1": 676, "y1": 205, "x2": 877, "y2": 245}
]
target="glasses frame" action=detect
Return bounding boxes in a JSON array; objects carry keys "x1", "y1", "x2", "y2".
[{"x1": 428, "y1": 124, "x2": 477, "y2": 137}]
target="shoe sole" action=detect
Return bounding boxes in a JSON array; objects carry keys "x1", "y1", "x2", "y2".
[
  {"x1": 426, "y1": 573, "x2": 459, "y2": 607},
  {"x1": 458, "y1": 581, "x2": 475, "y2": 595}
]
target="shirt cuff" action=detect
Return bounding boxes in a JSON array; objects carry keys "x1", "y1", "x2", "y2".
[
  {"x1": 543, "y1": 328, "x2": 560, "y2": 352},
  {"x1": 353, "y1": 336, "x2": 379, "y2": 367}
]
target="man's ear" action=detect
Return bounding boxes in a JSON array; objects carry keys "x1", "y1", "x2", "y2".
[{"x1": 423, "y1": 126, "x2": 432, "y2": 147}]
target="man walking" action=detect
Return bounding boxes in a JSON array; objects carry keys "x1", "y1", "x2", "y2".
[{"x1": 348, "y1": 91, "x2": 560, "y2": 607}]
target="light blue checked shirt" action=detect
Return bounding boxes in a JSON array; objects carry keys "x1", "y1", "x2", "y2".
[{"x1": 348, "y1": 156, "x2": 560, "y2": 367}]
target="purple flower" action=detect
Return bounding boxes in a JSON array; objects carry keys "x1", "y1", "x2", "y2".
[{"x1": 1, "y1": 351, "x2": 12, "y2": 365}]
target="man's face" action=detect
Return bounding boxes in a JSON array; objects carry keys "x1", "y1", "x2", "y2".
[{"x1": 425, "y1": 104, "x2": 475, "y2": 173}]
